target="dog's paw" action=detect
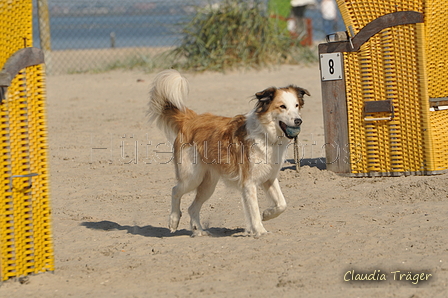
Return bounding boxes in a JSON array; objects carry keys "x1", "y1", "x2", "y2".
[
  {"x1": 246, "y1": 226, "x2": 269, "y2": 238},
  {"x1": 253, "y1": 230, "x2": 270, "y2": 239},
  {"x1": 262, "y1": 209, "x2": 276, "y2": 221},
  {"x1": 191, "y1": 230, "x2": 212, "y2": 237},
  {"x1": 169, "y1": 213, "x2": 182, "y2": 233},
  {"x1": 262, "y1": 206, "x2": 286, "y2": 221}
]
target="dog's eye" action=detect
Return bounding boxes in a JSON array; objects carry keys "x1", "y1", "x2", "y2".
[
  {"x1": 296, "y1": 104, "x2": 299, "y2": 108},
  {"x1": 280, "y1": 105, "x2": 287, "y2": 109}
]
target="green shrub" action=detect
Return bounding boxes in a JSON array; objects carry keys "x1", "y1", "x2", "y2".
[{"x1": 170, "y1": 0, "x2": 315, "y2": 71}]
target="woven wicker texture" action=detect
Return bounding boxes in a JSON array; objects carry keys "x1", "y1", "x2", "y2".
[
  {"x1": 336, "y1": 0, "x2": 424, "y2": 35},
  {"x1": 336, "y1": 0, "x2": 448, "y2": 176},
  {"x1": 425, "y1": 0, "x2": 448, "y2": 98},
  {"x1": 0, "y1": 0, "x2": 54, "y2": 281},
  {"x1": 429, "y1": 110, "x2": 448, "y2": 171}
]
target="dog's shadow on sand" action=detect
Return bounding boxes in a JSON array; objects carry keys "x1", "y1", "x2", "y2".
[
  {"x1": 81, "y1": 221, "x2": 245, "y2": 238},
  {"x1": 282, "y1": 158, "x2": 327, "y2": 171}
]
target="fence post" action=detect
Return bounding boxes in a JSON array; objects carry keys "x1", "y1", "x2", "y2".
[{"x1": 36, "y1": 0, "x2": 52, "y2": 74}]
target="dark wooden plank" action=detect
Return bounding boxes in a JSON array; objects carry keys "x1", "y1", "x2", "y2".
[
  {"x1": 0, "y1": 47, "x2": 44, "y2": 87},
  {"x1": 318, "y1": 11, "x2": 424, "y2": 54},
  {"x1": 0, "y1": 47, "x2": 45, "y2": 102},
  {"x1": 429, "y1": 98, "x2": 448, "y2": 107},
  {"x1": 364, "y1": 100, "x2": 393, "y2": 113},
  {"x1": 349, "y1": 11, "x2": 423, "y2": 51}
]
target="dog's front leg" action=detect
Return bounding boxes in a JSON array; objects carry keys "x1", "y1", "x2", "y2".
[
  {"x1": 242, "y1": 182, "x2": 267, "y2": 237},
  {"x1": 261, "y1": 178, "x2": 287, "y2": 221}
]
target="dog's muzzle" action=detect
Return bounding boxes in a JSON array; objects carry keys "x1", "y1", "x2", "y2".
[{"x1": 279, "y1": 120, "x2": 301, "y2": 139}]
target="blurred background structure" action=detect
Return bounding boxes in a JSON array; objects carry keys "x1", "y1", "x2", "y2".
[{"x1": 32, "y1": 0, "x2": 344, "y2": 74}]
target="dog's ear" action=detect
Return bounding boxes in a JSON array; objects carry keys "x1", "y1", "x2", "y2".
[
  {"x1": 291, "y1": 86, "x2": 310, "y2": 108},
  {"x1": 254, "y1": 87, "x2": 276, "y2": 113},
  {"x1": 255, "y1": 87, "x2": 276, "y2": 101},
  {"x1": 294, "y1": 86, "x2": 310, "y2": 97}
]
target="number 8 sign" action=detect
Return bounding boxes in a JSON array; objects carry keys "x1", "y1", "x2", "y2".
[{"x1": 320, "y1": 53, "x2": 343, "y2": 81}]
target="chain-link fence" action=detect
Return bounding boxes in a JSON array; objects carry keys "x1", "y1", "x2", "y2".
[{"x1": 32, "y1": 0, "x2": 344, "y2": 74}]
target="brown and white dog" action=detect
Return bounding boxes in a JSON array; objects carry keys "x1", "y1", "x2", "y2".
[{"x1": 148, "y1": 70, "x2": 310, "y2": 237}]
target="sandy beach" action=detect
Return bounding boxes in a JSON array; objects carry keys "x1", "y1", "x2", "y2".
[{"x1": 0, "y1": 64, "x2": 447, "y2": 297}]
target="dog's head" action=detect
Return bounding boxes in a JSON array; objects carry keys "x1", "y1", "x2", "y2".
[{"x1": 254, "y1": 85, "x2": 310, "y2": 139}]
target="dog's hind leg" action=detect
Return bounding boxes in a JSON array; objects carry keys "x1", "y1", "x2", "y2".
[
  {"x1": 169, "y1": 184, "x2": 187, "y2": 233},
  {"x1": 188, "y1": 171, "x2": 219, "y2": 237},
  {"x1": 170, "y1": 158, "x2": 206, "y2": 233},
  {"x1": 261, "y1": 178, "x2": 287, "y2": 221},
  {"x1": 169, "y1": 177, "x2": 203, "y2": 233}
]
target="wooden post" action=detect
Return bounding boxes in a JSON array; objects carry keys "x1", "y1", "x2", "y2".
[
  {"x1": 110, "y1": 32, "x2": 116, "y2": 48},
  {"x1": 318, "y1": 45, "x2": 351, "y2": 174}
]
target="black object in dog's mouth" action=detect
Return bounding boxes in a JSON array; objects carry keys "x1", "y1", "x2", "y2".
[{"x1": 279, "y1": 121, "x2": 301, "y2": 139}]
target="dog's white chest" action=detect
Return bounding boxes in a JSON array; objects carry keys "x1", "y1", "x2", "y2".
[{"x1": 249, "y1": 138, "x2": 288, "y2": 182}]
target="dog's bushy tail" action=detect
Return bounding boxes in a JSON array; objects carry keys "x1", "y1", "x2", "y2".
[{"x1": 148, "y1": 69, "x2": 194, "y2": 141}]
